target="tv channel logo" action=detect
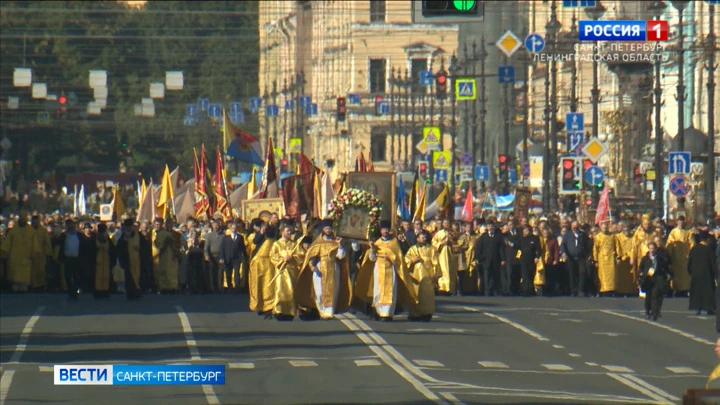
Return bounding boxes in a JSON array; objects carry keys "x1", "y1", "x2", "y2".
[
  {"x1": 579, "y1": 20, "x2": 668, "y2": 42},
  {"x1": 54, "y1": 365, "x2": 112, "y2": 385}
]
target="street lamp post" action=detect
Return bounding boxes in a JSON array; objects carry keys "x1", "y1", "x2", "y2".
[
  {"x1": 671, "y1": 1, "x2": 690, "y2": 211},
  {"x1": 547, "y1": 1, "x2": 561, "y2": 212},
  {"x1": 450, "y1": 53, "x2": 461, "y2": 198},
  {"x1": 705, "y1": 3, "x2": 717, "y2": 219},
  {"x1": 585, "y1": 2, "x2": 606, "y2": 143},
  {"x1": 479, "y1": 37, "x2": 488, "y2": 165},
  {"x1": 649, "y1": 0, "x2": 667, "y2": 219}
]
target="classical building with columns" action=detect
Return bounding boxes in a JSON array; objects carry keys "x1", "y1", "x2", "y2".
[{"x1": 258, "y1": 0, "x2": 458, "y2": 178}]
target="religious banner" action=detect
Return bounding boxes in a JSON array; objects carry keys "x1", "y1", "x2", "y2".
[
  {"x1": 514, "y1": 188, "x2": 531, "y2": 221},
  {"x1": 242, "y1": 198, "x2": 285, "y2": 223},
  {"x1": 346, "y1": 172, "x2": 396, "y2": 230}
]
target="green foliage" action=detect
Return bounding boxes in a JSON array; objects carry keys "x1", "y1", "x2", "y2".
[{"x1": 1, "y1": 0, "x2": 259, "y2": 181}]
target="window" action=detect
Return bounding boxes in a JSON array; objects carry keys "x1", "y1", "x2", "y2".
[
  {"x1": 369, "y1": 59, "x2": 386, "y2": 93},
  {"x1": 411, "y1": 59, "x2": 427, "y2": 87},
  {"x1": 370, "y1": 0, "x2": 386, "y2": 23},
  {"x1": 371, "y1": 132, "x2": 387, "y2": 161}
]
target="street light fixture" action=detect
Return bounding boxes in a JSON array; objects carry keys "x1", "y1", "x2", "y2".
[
  {"x1": 545, "y1": 0, "x2": 561, "y2": 212},
  {"x1": 671, "y1": 0, "x2": 690, "y2": 212}
]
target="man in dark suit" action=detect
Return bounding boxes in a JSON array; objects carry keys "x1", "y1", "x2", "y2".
[
  {"x1": 473, "y1": 220, "x2": 505, "y2": 296},
  {"x1": 57, "y1": 219, "x2": 88, "y2": 301},
  {"x1": 502, "y1": 221, "x2": 522, "y2": 296},
  {"x1": 638, "y1": 241, "x2": 673, "y2": 321},
  {"x1": 560, "y1": 220, "x2": 591, "y2": 297},
  {"x1": 219, "y1": 221, "x2": 247, "y2": 293}
]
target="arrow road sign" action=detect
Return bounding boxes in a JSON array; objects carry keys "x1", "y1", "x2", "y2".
[
  {"x1": 669, "y1": 175, "x2": 690, "y2": 197},
  {"x1": 208, "y1": 103, "x2": 222, "y2": 118},
  {"x1": 198, "y1": 97, "x2": 209, "y2": 112},
  {"x1": 435, "y1": 169, "x2": 448, "y2": 183},
  {"x1": 521, "y1": 161, "x2": 530, "y2": 177},
  {"x1": 567, "y1": 132, "x2": 584, "y2": 155},
  {"x1": 668, "y1": 151, "x2": 691, "y2": 175},
  {"x1": 230, "y1": 101, "x2": 242, "y2": 115},
  {"x1": 419, "y1": 70, "x2": 434, "y2": 86},
  {"x1": 525, "y1": 33, "x2": 545, "y2": 53},
  {"x1": 566, "y1": 113, "x2": 584, "y2": 131},
  {"x1": 186, "y1": 104, "x2": 198, "y2": 116},
  {"x1": 249, "y1": 97, "x2": 262, "y2": 112},
  {"x1": 266, "y1": 104, "x2": 279, "y2": 117},
  {"x1": 498, "y1": 66, "x2": 515, "y2": 84},
  {"x1": 348, "y1": 93, "x2": 360, "y2": 104},
  {"x1": 585, "y1": 166, "x2": 604, "y2": 186},
  {"x1": 475, "y1": 164, "x2": 489, "y2": 181},
  {"x1": 508, "y1": 168, "x2": 517, "y2": 184}
]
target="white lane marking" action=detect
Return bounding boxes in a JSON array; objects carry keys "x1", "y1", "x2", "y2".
[
  {"x1": 542, "y1": 364, "x2": 573, "y2": 371},
  {"x1": 289, "y1": 360, "x2": 317, "y2": 367},
  {"x1": 558, "y1": 319, "x2": 584, "y2": 323},
  {"x1": 462, "y1": 306, "x2": 481, "y2": 312},
  {"x1": 413, "y1": 360, "x2": 444, "y2": 368},
  {"x1": 483, "y1": 312, "x2": 550, "y2": 342},
  {"x1": 687, "y1": 316, "x2": 710, "y2": 320},
  {"x1": 478, "y1": 361, "x2": 509, "y2": 369},
  {"x1": 228, "y1": 363, "x2": 255, "y2": 369},
  {"x1": 38, "y1": 366, "x2": 53, "y2": 372},
  {"x1": 552, "y1": 344, "x2": 565, "y2": 349},
  {"x1": 586, "y1": 362, "x2": 599, "y2": 366},
  {"x1": 601, "y1": 310, "x2": 713, "y2": 345},
  {"x1": 354, "y1": 359, "x2": 381, "y2": 367},
  {"x1": 0, "y1": 370, "x2": 15, "y2": 405},
  {"x1": 10, "y1": 306, "x2": 45, "y2": 363},
  {"x1": 337, "y1": 314, "x2": 446, "y2": 404},
  {"x1": 666, "y1": 366, "x2": 699, "y2": 374},
  {"x1": 547, "y1": 312, "x2": 559, "y2": 316},
  {"x1": 602, "y1": 365, "x2": 634, "y2": 373},
  {"x1": 607, "y1": 373, "x2": 674, "y2": 404},
  {"x1": 460, "y1": 389, "x2": 652, "y2": 404},
  {"x1": 569, "y1": 353, "x2": 581, "y2": 358},
  {"x1": 174, "y1": 305, "x2": 219, "y2": 405},
  {"x1": 439, "y1": 391, "x2": 467, "y2": 405},
  {"x1": 621, "y1": 373, "x2": 680, "y2": 402},
  {"x1": 407, "y1": 328, "x2": 472, "y2": 333},
  {"x1": 593, "y1": 332, "x2": 625, "y2": 337}
]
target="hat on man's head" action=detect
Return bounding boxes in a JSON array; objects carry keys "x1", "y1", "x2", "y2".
[
  {"x1": 251, "y1": 218, "x2": 263, "y2": 228},
  {"x1": 301, "y1": 235, "x2": 313, "y2": 245},
  {"x1": 677, "y1": 215, "x2": 686, "y2": 222},
  {"x1": 122, "y1": 218, "x2": 135, "y2": 227},
  {"x1": 380, "y1": 220, "x2": 391, "y2": 230},
  {"x1": 320, "y1": 219, "x2": 334, "y2": 229},
  {"x1": 83, "y1": 223, "x2": 92, "y2": 230}
]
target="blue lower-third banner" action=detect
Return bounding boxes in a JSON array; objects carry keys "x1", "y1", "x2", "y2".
[{"x1": 54, "y1": 365, "x2": 225, "y2": 385}]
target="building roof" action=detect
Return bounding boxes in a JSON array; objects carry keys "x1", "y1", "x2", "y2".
[{"x1": 670, "y1": 126, "x2": 708, "y2": 155}]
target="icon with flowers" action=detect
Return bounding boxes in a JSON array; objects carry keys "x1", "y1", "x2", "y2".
[{"x1": 328, "y1": 188, "x2": 383, "y2": 236}]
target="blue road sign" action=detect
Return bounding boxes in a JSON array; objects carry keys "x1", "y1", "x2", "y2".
[
  {"x1": 183, "y1": 115, "x2": 196, "y2": 126},
  {"x1": 708, "y1": 0, "x2": 720, "y2": 5},
  {"x1": 669, "y1": 175, "x2": 690, "y2": 197},
  {"x1": 498, "y1": 66, "x2": 515, "y2": 84},
  {"x1": 521, "y1": 161, "x2": 530, "y2": 177},
  {"x1": 348, "y1": 93, "x2": 360, "y2": 104},
  {"x1": 229, "y1": 101, "x2": 242, "y2": 115},
  {"x1": 229, "y1": 110, "x2": 245, "y2": 124},
  {"x1": 563, "y1": 0, "x2": 579, "y2": 6},
  {"x1": 475, "y1": 164, "x2": 489, "y2": 181},
  {"x1": 525, "y1": 33, "x2": 546, "y2": 53},
  {"x1": 305, "y1": 103, "x2": 318, "y2": 116},
  {"x1": 266, "y1": 104, "x2": 279, "y2": 117},
  {"x1": 581, "y1": 0, "x2": 597, "y2": 6},
  {"x1": 208, "y1": 103, "x2": 222, "y2": 118},
  {"x1": 508, "y1": 168, "x2": 517, "y2": 185},
  {"x1": 419, "y1": 70, "x2": 434, "y2": 86},
  {"x1": 435, "y1": 169, "x2": 448, "y2": 183},
  {"x1": 198, "y1": 97, "x2": 209, "y2": 112},
  {"x1": 457, "y1": 81, "x2": 476, "y2": 98},
  {"x1": 299, "y1": 95, "x2": 311, "y2": 107},
  {"x1": 566, "y1": 113, "x2": 584, "y2": 131},
  {"x1": 249, "y1": 97, "x2": 262, "y2": 112},
  {"x1": 567, "y1": 132, "x2": 584, "y2": 154},
  {"x1": 585, "y1": 166, "x2": 604, "y2": 186},
  {"x1": 379, "y1": 101, "x2": 390, "y2": 114},
  {"x1": 284, "y1": 99, "x2": 295, "y2": 110},
  {"x1": 668, "y1": 151, "x2": 691, "y2": 175},
  {"x1": 186, "y1": 104, "x2": 197, "y2": 116},
  {"x1": 461, "y1": 152, "x2": 473, "y2": 166}
]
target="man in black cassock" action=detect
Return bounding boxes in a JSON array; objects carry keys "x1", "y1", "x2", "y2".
[
  {"x1": 116, "y1": 219, "x2": 151, "y2": 300},
  {"x1": 688, "y1": 231, "x2": 716, "y2": 316}
]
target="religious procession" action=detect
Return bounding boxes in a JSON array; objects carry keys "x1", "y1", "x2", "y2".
[{"x1": 0, "y1": 133, "x2": 717, "y2": 326}]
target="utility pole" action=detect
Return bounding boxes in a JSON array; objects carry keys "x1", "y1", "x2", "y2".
[
  {"x1": 548, "y1": 0, "x2": 561, "y2": 212},
  {"x1": 479, "y1": 37, "x2": 488, "y2": 166},
  {"x1": 671, "y1": 1, "x2": 690, "y2": 211},
  {"x1": 649, "y1": 1, "x2": 667, "y2": 219},
  {"x1": 705, "y1": 2, "x2": 717, "y2": 219}
]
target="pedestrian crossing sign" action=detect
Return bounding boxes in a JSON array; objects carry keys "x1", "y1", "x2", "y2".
[
  {"x1": 455, "y1": 78, "x2": 477, "y2": 101},
  {"x1": 423, "y1": 126, "x2": 441, "y2": 150},
  {"x1": 289, "y1": 138, "x2": 302, "y2": 153},
  {"x1": 433, "y1": 151, "x2": 451, "y2": 169}
]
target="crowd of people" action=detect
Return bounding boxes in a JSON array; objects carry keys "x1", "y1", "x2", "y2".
[{"x1": 0, "y1": 209, "x2": 717, "y2": 326}]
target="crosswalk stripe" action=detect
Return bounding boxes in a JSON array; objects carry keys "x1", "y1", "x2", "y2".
[
  {"x1": 542, "y1": 364, "x2": 573, "y2": 371},
  {"x1": 478, "y1": 361, "x2": 509, "y2": 369},
  {"x1": 354, "y1": 359, "x2": 381, "y2": 367},
  {"x1": 413, "y1": 360, "x2": 444, "y2": 368},
  {"x1": 666, "y1": 366, "x2": 699, "y2": 374},
  {"x1": 602, "y1": 365, "x2": 634, "y2": 373},
  {"x1": 228, "y1": 362, "x2": 255, "y2": 369},
  {"x1": 289, "y1": 360, "x2": 318, "y2": 367},
  {"x1": 38, "y1": 366, "x2": 53, "y2": 372}
]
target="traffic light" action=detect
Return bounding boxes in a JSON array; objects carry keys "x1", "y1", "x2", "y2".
[
  {"x1": 498, "y1": 154, "x2": 508, "y2": 172},
  {"x1": 634, "y1": 164, "x2": 642, "y2": 183},
  {"x1": 413, "y1": 0, "x2": 484, "y2": 23},
  {"x1": 436, "y1": 71, "x2": 448, "y2": 99},
  {"x1": 561, "y1": 158, "x2": 580, "y2": 192},
  {"x1": 419, "y1": 161, "x2": 428, "y2": 178},
  {"x1": 58, "y1": 94, "x2": 67, "y2": 105},
  {"x1": 374, "y1": 95, "x2": 383, "y2": 116},
  {"x1": 336, "y1": 97, "x2": 346, "y2": 122}
]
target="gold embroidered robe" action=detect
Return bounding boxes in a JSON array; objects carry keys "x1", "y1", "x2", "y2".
[
  {"x1": 404, "y1": 244, "x2": 439, "y2": 317},
  {"x1": 248, "y1": 238, "x2": 277, "y2": 313},
  {"x1": 665, "y1": 227, "x2": 694, "y2": 291},
  {"x1": 269, "y1": 238, "x2": 305, "y2": 317},
  {"x1": 593, "y1": 232, "x2": 621, "y2": 292}
]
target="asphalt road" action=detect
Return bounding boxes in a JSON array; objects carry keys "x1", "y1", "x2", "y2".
[{"x1": 0, "y1": 292, "x2": 717, "y2": 405}]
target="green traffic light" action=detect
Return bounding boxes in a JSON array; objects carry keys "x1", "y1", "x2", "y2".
[{"x1": 452, "y1": 0, "x2": 475, "y2": 11}]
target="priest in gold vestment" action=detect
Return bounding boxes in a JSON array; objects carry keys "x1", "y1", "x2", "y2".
[
  {"x1": 458, "y1": 222, "x2": 479, "y2": 295},
  {"x1": 153, "y1": 219, "x2": 180, "y2": 293},
  {"x1": 631, "y1": 215, "x2": 654, "y2": 290},
  {"x1": 116, "y1": 219, "x2": 144, "y2": 300},
  {"x1": 432, "y1": 219, "x2": 458, "y2": 295},
  {"x1": 91, "y1": 223, "x2": 116, "y2": 299},
  {"x1": 593, "y1": 221, "x2": 621, "y2": 294},
  {"x1": 354, "y1": 220, "x2": 416, "y2": 321},
  {"x1": 30, "y1": 215, "x2": 52, "y2": 290},
  {"x1": 665, "y1": 215, "x2": 693, "y2": 294},
  {"x1": 2, "y1": 213, "x2": 35, "y2": 291},
  {"x1": 248, "y1": 227, "x2": 278, "y2": 316},
  {"x1": 404, "y1": 231, "x2": 439, "y2": 321},
  {"x1": 295, "y1": 220, "x2": 351, "y2": 320},
  {"x1": 269, "y1": 225, "x2": 305, "y2": 320},
  {"x1": 615, "y1": 221, "x2": 636, "y2": 295}
]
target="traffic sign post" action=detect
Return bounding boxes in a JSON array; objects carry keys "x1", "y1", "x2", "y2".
[
  {"x1": 566, "y1": 112, "x2": 584, "y2": 132},
  {"x1": 668, "y1": 151, "x2": 691, "y2": 175},
  {"x1": 669, "y1": 175, "x2": 690, "y2": 197},
  {"x1": 249, "y1": 97, "x2": 262, "y2": 112},
  {"x1": 498, "y1": 66, "x2": 515, "y2": 84},
  {"x1": 567, "y1": 132, "x2": 584, "y2": 155},
  {"x1": 460, "y1": 152, "x2": 473, "y2": 166},
  {"x1": 585, "y1": 166, "x2": 604, "y2": 186},
  {"x1": 475, "y1": 164, "x2": 489, "y2": 182},
  {"x1": 496, "y1": 30, "x2": 522, "y2": 58},
  {"x1": 525, "y1": 33, "x2": 545, "y2": 53},
  {"x1": 435, "y1": 169, "x2": 448, "y2": 183},
  {"x1": 521, "y1": 161, "x2": 530, "y2": 177},
  {"x1": 581, "y1": 138, "x2": 607, "y2": 163},
  {"x1": 508, "y1": 169, "x2": 517, "y2": 185},
  {"x1": 423, "y1": 126, "x2": 441, "y2": 151},
  {"x1": 455, "y1": 78, "x2": 477, "y2": 100},
  {"x1": 419, "y1": 70, "x2": 434, "y2": 86}
]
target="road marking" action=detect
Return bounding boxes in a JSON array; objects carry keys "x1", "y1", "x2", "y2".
[
  {"x1": 593, "y1": 332, "x2": 625, "y2": 337},
  {"x1": 478, "y1": 361, "x2": 509, "y2": 369},
  {"x1": 289, "y1": 360, "x2": 318, "y2": 367},
  {"x1": 607, "y1": 373, "x2": 677, "y2": 404},
  {"x1": 336, "y1": 314, "x2": 445, "y2": 404},
  {"x1": 354, "y1": 359, "x2": 381, "y2": 367},
  {"x1": 687, "y1": 316, "x2": 710, "y2": 320},
  {"x1": 228, "y1": 362, "x2": 255, "y2": 369},
  {"x1": 407, "y1": 328, "x2": 472, "y2": 333},
  {"x1": 569, "y1": 353, "x2": 581, "y2": 358},
  {"x1": 586, "y1": 362, "x2": 599, "y2": 366},
  {"x1": 602, "y1": 365, "x2": 634, "y2": 373},
  {"x1": 547, "y1": 312, "x2": 559, "y2": 316},
  {"x1": 413, "y1": 360, "x2": 444, "y2": 368},
  {"x1": 601, "y1": 310, "x2": 714, "y2": 345},
  {"x1": 174, "y1": 305, "x2": 219, "y2": 405},
  {"x1": 542, "y1": 364, "x2": 573, "y2": 371},
  {"x1": 666, "y1": 366, "x2": 699, "y2": 374},
  {"x1": 38, "y1": 366, "x2": 53, "y2": 372},
  {"x1": 459, "y1": 389, "x2": 653, "y2": 404},
  {"x1": 0, "y1": 370, "x2": 15, "y2": 405},
  {"x1": 622, "y1": 373, "x2": 680, "y2": 402},
  {"x1": 10, "y1": 306, "x2": 45, "y2": 363},
  {"x1": 552, "y1": 344, "x2": 565, "y2": 349},
  {"x1": 439, "y1": 391, "x2": 467, "y2": 405},
  {"x1": 483, "y1": 312, "x2": 550, "y2": 342},
  {"x1": 559, "y1": 319, "x2": 584, "y2": 323}
]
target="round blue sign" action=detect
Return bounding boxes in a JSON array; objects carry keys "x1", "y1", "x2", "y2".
[{"x1": 525, "y1": 33, "x2": 545, "y2": 53}]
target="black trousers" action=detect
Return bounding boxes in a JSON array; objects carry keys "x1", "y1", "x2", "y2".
[
  {"x1": 644, "y1": 277, "x2": 669, "y2": 316},
  {"x1": 483, "y1": 264, "x2": 500, "y2": 296},
  {"x1": 566, "y1": 257, "x2": 588, "y2": 296},
  {"x1": 63, "y1": 257, "x2": 82, "y2": 299},
  {"x1": 520, "y1": 261, "x2": 536, "y2": 296},
  {"x1": 223, "y1": 259, "x2": 241, "y2": 290},
  {"x1": 207, "y1": 257, "x2": 222, "y2": 293},
  {"x1": 503, "y1": 263, "x2": 521, "y2": 295}
]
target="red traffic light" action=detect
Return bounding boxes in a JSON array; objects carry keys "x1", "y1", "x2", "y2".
[
  {"x1": 634, "y1": 166, "x2": 640, "y2": 175},
  {"x1": 281, "y1": 159, "x2": 288, "y2": 166},
  {"x1": 419, "y1": 162, "x2": 427, "y2": 171},
  {"x1": 498, "y1": 154, "x2": 507, "y2": 164},
  {"x1": 436, "y1": 75, "x2": 447, "y2": 84},
  {"x1": 58, "y1": 95, "x2": 67, "y2": 105},
  {"x1": 375, "y1": 95, "x2": 383, "y2": 103},
  {"x1": 583, "y1": 159, "x2": 592, "y2": 170},
  {"x1": 563, "y1": 159, "x2": 574, "y2": 169},
  {"x1": 337, "y1": 97, "x2": 346, "y2": 107}
]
